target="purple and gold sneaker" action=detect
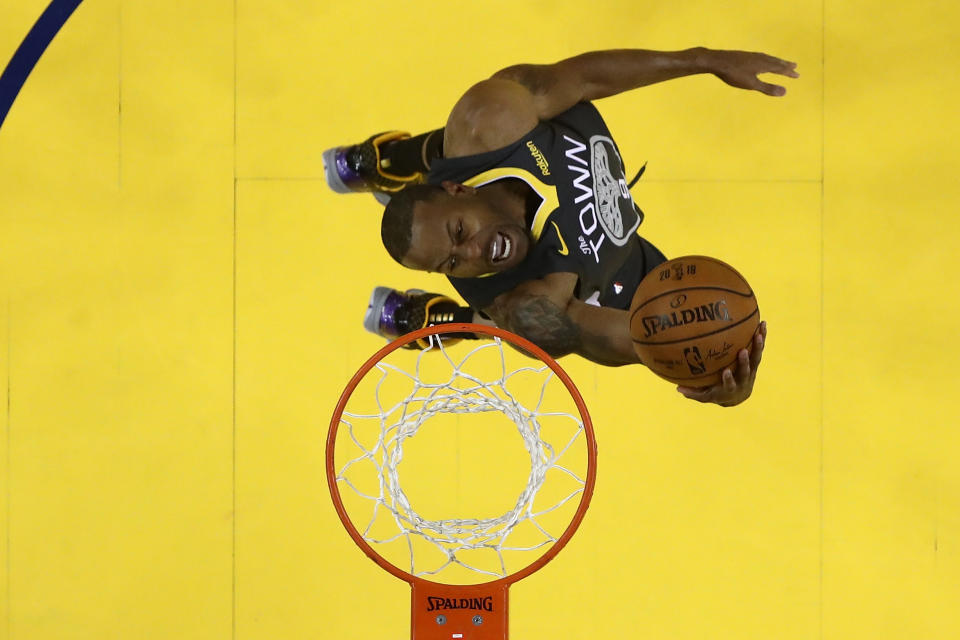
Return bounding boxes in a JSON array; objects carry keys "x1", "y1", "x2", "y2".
[
  {"x1": 322, "y1": 131, "x2": 423, "y2": 205},
  {"x1": 362, "y1": 286, "x2": 463, "y2": 350}
]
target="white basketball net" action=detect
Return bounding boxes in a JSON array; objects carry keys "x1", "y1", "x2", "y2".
[{"x1": 334, "y1": 335, "x2": 588, "y2": 580}]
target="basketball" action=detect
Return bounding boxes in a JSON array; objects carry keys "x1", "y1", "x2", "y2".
[{"x1": 629, "y1": 256, "x2": 760, "y2": 387}]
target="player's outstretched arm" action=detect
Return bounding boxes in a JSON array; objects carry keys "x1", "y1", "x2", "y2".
[
  {"x1": 491, "y1": 48, "x2": 799, "y2": 120},
  {"x1": 484, "y1": 273, "x2": 641, "y2": 367},
  {"x1": 486, "y1": 274, "x2": 766, "y2": 405},
  {"x1": 503, "y1": 295, "x2": 640, "y2": 367},
  {"x1": 445, "y1": 48, "x2": 798, "y2": 156}
]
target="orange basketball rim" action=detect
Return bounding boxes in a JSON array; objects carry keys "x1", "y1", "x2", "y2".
[{"x1": 326, "y1": 323, "x2": 598, "y2": 640}]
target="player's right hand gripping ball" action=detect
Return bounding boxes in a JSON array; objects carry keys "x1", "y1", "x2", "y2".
[{"x1": 629, "y1": 256, "x2": 760, "y2": 387}]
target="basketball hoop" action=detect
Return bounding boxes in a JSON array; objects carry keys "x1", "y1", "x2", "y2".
[{"x1": 326, "y1": 323, "x2": 597, "y2": 639}]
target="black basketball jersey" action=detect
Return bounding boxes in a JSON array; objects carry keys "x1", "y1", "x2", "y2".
[{"x1": 428, "y1": 102, "x2": 667, "y2": 311}]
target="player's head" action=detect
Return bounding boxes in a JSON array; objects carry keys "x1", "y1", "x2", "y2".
[{"x1": 381, "y1": 181, "x2": 530, "y2": 278}]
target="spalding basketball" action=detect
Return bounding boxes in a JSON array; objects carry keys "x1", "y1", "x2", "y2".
[{"x1": 629, "y1": 256, "x2": 760, "y2": 387}]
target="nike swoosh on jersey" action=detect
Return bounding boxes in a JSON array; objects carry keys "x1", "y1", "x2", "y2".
[{"x1": 550, "y1": 221, "x2": 569, "y2": 256}]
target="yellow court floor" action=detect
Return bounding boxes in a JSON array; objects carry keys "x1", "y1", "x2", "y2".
[{"x1": 1, "y1": 1, "x2": 958, "y2": 638}]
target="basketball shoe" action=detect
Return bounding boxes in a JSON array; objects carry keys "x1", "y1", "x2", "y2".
[
  {"x1": 363, "y1": 286, "x2": 465, "y2": 350},
  {"x1": 322, "y1": 131, "x2": 424, "y2": 205}
]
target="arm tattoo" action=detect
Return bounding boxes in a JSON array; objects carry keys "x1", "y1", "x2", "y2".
[{"x1": 506, "y1": 296, "x2": 581, "y2": 357}]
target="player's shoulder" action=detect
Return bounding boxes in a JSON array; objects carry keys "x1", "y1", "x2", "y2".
[{"x1": 443, "y1": 78, "x2": 540, "y2": 158}]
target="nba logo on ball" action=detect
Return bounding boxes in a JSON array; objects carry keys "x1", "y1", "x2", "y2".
[
  {"x1": 629, "y1": 256, "x2": 760, "y2": 387},
  {"x1": 683, "y1": 346, "x2": 707, "y2": 375}
]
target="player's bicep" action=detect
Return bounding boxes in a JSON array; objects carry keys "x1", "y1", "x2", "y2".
[
  {"x1": 492, "y1": 63, "x2": 586, "y2": 120},
  {"x1": 443, "y1": 79, "x2": 540, "y2": 157},
  {"x1": 492, "y1": 294, "x2": 639, "y2": 366},
  {"x1": 500, "y1": 295, "x2": 582, "y2": 358}
]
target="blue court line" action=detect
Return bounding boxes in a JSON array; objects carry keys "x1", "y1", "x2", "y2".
[{"x1": 0, "y1": 0, "x2": 84, "y2": 132}]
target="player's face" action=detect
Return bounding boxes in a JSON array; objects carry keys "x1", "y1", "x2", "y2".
[{"x1": 402, "y1": 188, "x2": 530, "y2": 278}]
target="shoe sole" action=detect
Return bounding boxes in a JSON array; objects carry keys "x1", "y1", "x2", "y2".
[
  {"x1": 322, "y1": 147, "x2": 354, "y2": 194},
  {"x1": 363, "y1": 286, "x2": 396, "y2": 336},
  {"x1": 323, "y1": 147, "x2": 393, "y2": 205}
]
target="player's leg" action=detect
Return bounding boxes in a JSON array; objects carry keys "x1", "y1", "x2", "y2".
[
  {"x1": 363, "y1": 286, "x2": 491, "y2": 349},
  {"x1": 328, "y1": 130, "x2": 472, "y2": 346},
  {"x1": 323, "y1": 129, "x2": 444, "y2": 203}
]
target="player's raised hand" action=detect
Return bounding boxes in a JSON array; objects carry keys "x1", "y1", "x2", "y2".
[
  {"x1": 677, "y1": 321, "x2": 766, "y2": 407},
  {"x1": 705, "y1": 49, "x2": 799, "y2": 96}
]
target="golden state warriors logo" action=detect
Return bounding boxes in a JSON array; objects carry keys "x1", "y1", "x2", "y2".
[
  {"x1": 563, "y1": 133, "x2": 642, "y2": 263},
  {"x1": 589, "y1": 135, "x2": 640, "y2": 247}
]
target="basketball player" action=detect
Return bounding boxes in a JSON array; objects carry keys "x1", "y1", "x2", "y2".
[{"x1": 324, "y1": 47, "x2": 798, "y2": 406}]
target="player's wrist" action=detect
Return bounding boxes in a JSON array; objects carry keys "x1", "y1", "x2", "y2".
[{"x1": 686, "y1": 46, "x2": 716, "y2": 74}]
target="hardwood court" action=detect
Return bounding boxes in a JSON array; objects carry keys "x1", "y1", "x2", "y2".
[{"x1": 0, "y1": 1, "x2": 958, "y2": 638}]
